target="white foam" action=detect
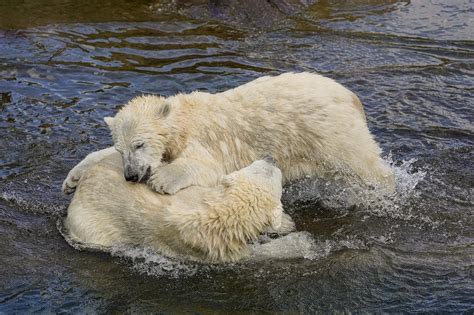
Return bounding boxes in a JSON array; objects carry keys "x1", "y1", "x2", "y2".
[
  {"x1": 1, "y1": 190, "x2": 65, "y2": 215},
  {"x1": 361, "y1": 155, "x2": 431, "y2": 225},
  {"x1": 109, "y1": 245, "x2": 201, "y2": 278}
]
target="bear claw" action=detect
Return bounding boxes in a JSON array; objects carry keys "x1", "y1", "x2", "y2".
[{"x1": 62, "y1": 172, "x2": 81, "y2": 194}]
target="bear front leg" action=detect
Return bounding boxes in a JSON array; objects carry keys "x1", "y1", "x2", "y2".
[
  {"x1": 265, "y1": 212, "x2": 296, "y2": 235},
  {"x1": 62, "y1": 147, "x2": 118, "y2": 194},
  {"x1": 148, "y1": 140, "x2": 223, "y2": 194},
  {"x1": 148, "y1": 157, "x2": 222, "y2": 195}
]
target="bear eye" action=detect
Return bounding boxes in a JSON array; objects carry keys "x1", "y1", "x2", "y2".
[{"x1": 134, "y1": 142, "x2": 144, "y2": 150}]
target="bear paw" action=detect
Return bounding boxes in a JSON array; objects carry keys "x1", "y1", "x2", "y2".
[
  {"x1": 62, "y1": 167, "x2": 84, "y2": 194},
  {"x1": 266, "y1": 213, "x2": 295, "y2": 235},
  {"x1": 148, "y1": 164, "x2": 192, "y2": 195}
]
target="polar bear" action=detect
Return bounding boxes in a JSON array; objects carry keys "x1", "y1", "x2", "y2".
[
  {"x1": 63, "y1": 72, "x2": 394, "y2": 195},
  {"x1": 63, "y1": 153, "x2": 295, "y2": 263}
]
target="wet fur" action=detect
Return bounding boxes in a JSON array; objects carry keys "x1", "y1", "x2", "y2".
[
  {"x1": 65, "y1": 153, "x2": 295, "y2": 263},
  {"x1": 65, "y1": 72, "x2": 394, "y2": 195}
]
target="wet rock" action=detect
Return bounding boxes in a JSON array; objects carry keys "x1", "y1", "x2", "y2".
[{"x1": 0, "y1": 91, "x2": 12, "y2": 107}]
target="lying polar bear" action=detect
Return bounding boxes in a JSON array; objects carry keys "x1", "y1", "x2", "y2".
[
  {"x1": 63, "y1": 72, "x2": 394, "y2": 196},
  {"x1": 63, "y1": 152, "x2": 295, "y2": 263}
]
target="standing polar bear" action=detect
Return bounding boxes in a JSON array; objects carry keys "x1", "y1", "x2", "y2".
[
  {"x1": 64, "y1": 154, "x2": 295, "y2": 263},
  {"x1": 63, "y1": 72, "x2": 394, "y2": 195}
]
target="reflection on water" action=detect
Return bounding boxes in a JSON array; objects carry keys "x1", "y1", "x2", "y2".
[{"x1": 0, "y1": 0, "x2": 473, "y2": 313}]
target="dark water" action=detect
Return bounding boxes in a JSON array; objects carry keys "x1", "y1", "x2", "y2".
[{"x1": 1, "y1": 0, "x2": 473, "y2": 313}]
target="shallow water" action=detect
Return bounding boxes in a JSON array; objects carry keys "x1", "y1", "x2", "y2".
[{"x1": 0, "y1": 0, "x2": 473, "y2": 313}]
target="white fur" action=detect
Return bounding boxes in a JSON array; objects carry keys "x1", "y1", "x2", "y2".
[
  {"x1": 64, "y1": 153, "x2": 295, "y2": 263},
  {"x1": 64, "y1": 72, "x2": 394, "y2": 195}
]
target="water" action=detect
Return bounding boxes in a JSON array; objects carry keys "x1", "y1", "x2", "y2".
[{"x1": 0, "y1": 0, "x2": 473, "y2": 312}]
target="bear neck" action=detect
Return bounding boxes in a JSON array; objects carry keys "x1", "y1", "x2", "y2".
[
  {"x1": 163, "y1": 123, "x2": 189, "y2": 162},
  {"x1": 172, "y1": 92, "x2": 254, "y2": 171},
  {"x1": 148, "y1": 96, "x2": 189, "y2": 160}
]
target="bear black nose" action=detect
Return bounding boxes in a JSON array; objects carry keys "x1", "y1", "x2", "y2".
[{"x1": 125, "y1": 174, "x2": 139, "y2": 182}]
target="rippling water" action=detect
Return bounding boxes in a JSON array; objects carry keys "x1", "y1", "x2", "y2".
[{"x1": 0, "y1": 0, "x2": 473, "y2": 313}]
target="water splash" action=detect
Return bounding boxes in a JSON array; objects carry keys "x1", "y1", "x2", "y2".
[
  {"x1": 387, "y1": 154, "x2": 427, "y2": 201},
  {"x1": 109, "y1": 246, "x2": 201, "y2": 278},
  {"x1": 56, "y1": 216, "x2": 203, "y2": 278},
  {"x1": 361, "y1": 155, "x2": 434, "y2": 226},
  {"x1": 1, "y1": 190, "x2": 66, "y2": 216},
  {"x1": 282, "y1": 154, "x2": 431, "y2": 224}
]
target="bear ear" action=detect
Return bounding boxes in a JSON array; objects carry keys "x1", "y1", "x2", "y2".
[
  {"x1": 157, "y1": 103, "x2": 171, "y2": 118},
  {"x1": 104, "y1": 117, "x2": 115, "y2": 129}
]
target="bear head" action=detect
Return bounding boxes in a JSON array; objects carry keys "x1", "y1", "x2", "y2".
[{"x1": 104, "y1": 95, "x2": 183, "y2": 182}]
